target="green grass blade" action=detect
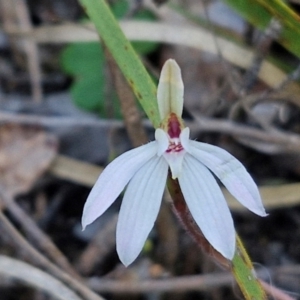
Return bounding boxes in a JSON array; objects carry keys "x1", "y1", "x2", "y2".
[
  {"x1": 78, "y1": 0, "x2": 160, "y2": 128},
  {"x1": 224, "y1": 0, "x2": 300, "y2": 57},
  {"x1": 233, "y1": 236, "x2": 267, "y2": 299}
]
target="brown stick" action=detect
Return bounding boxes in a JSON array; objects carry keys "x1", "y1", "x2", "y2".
[
  {"x1": 0, "y1": 212, "x2": 105, "y2": 300},
  {"x1": 105, "y1": 50, "x2": 148, "y2": 147},
  {"x1": 1, "y1": 110, "x2": 300, "y2": 153},
  {"x1": 0, "y1": 189, "x2": 80, "y2": 279},
  {"x1": 87, "y1": 272, "x2": 233, "y2": 293},
  {"x1": 260, "y1": 280, "x2": 296, "y2": 300},
  {"x1": 14, "y1": 0, "x2": 43, "y2": 102},
  {"x1": 0, "y1": 255, "x2": 82, "y2": 300},
  {"x1": 86, "y1": 273, "x2": 297, "y2": 300}
]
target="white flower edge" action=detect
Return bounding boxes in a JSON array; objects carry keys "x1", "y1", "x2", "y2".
[
  {"x1": 81, "y1": 142, "x2": 157, "y2": 230},
  {"x1": 82, "y1": 57, "x2": 267, "y2": 265},
  {"x1": 188, "y1": 140, "x2": 267, "y2": 217},
  {"x1": 178, "y1": 154, "x2": 236, "y2": 258},
  {"x1": 117, "y1": 156, "x2": 168, "y2": 266}
]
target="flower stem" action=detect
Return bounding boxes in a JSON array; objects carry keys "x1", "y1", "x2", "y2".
[{"x1": 167, "y1": 175, "x2": 267, "y2": 299}]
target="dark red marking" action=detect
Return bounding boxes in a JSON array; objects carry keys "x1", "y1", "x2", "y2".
[
  {"x1": 167, "y1": 113, "x2": 181, "y2": 138},
  {"x1": 166, "y1": 143, "x2": 183, "y2": 153}
]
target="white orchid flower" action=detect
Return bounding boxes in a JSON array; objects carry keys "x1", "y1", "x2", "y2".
[{"x1": 82, "y1": 59, "x2": 267, "y2": 266}]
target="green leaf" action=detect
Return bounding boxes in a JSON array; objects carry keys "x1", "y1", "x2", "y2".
[
  {"x1": 61, "y1": 42, "x2": 105, "y2": 114},
  {"x1": 78, "y1": 0, "x2": 160, "y2": 127},
  {"x1": 61, "y1": 2, "x2": 158, "y2": 116},
  {"x1": 224, "y1": 0, "x2": 300, "y2": 57}
]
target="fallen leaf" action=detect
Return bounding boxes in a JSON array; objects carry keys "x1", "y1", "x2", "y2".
[{"x1": 0, "y1": 124, "x2": 58, "y2": 195}]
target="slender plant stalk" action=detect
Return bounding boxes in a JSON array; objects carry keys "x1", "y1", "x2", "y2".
[
  {"x1": 78, "y1": 0, "x2": 267, "y2": 298},
  {"x1": 167, "y1": 177, "x2": 266, "y2": 299}
]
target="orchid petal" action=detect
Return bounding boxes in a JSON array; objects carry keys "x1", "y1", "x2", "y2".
[
  {"x1": 82, "y1": 142, "x2": 157, "y2": 229},
  {"x1": 157, "y1": 59, "x2": 184, "y2": 120},
  {"x1": 180, "y1": 127, "x2": 191, "y2": 152},
  {"x1": 178, "y1": 154, "x2": 236, "y2": 259},
  {"x1": 189, "y1": 141, "x2": 267, "y2": 216},
  {"x1": 117, "y1": 156, "x2": 168, "y2": 266},
  {"x1": 155, "y1": 128, "x2": 169, "y2": 156}
]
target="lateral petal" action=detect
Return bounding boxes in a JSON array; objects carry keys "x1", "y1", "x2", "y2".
[
  {"x1": 180, "y1": 127, "x2": 191, "y2": 152},
  {"x1": 189, "y1": 141, "x2": 267, "y2": 217},
  {"x1": 117, "y1": 156, "x2": 168, "y2": 266},
  {"x1": 157, "y1": 59, "x2": 184, "y2": 120},
  {"x1": 155, "y1": 128, "x2": 169, "y2": 156},
  {"x1": 178, "y1": 154, "x2": 236, "y2": 259},
  {"x1": 82, "y1": 142, "x2": 157, "y2": 229}
]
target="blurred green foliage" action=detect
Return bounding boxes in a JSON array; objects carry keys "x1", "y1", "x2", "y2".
[
  {"x1": 61, "y1": 0, "x2": 158, "y2": 117},
  {"x1": 61, "y1": 42, "x2": 106, "y2": 114},
  {"x1": 224, "y1": 0, "x2": 300, "y2": 57}
]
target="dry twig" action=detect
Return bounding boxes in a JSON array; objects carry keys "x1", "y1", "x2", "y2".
[
  {"x1": 5, "y1": 21, "x2": 300, "y2": 100},
  {"x1": 106, "y1": 50, "x2": 148, "y2": 147},
  {"x1": 0, "y1": 212, "x2": 105, "y2": 300},
  {"x1": 87, "y1": 267, "x2": 298, "y2": 300},
  {"x1": 0, "y1": 189, "x2": 80, "y2": 279},
  {"x1": 14, "y1": 0, "x2": 43, "y2": 102},
  {"x1": 77, "y1": 214, "x2": 118, "y2": 275},
  {"x1": 0, "y1": 255, "x2": 82, "y2": 300},
  {"x1": 1, "y1": 110, "x2": 300, "y2": 154},
  {"x1": 0, "y1": 0, "x2": 43, "y2": 102}
]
